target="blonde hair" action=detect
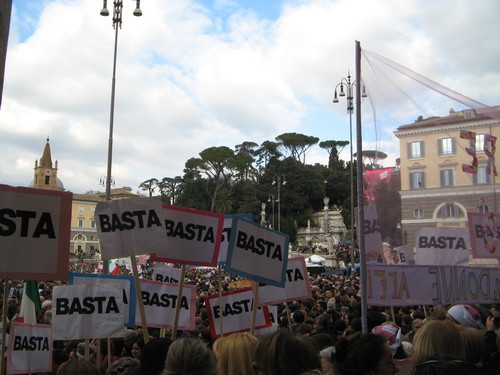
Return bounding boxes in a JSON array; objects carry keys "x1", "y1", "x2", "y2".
[
  {"x1": 459, "y1": 326, "x2": 484, "y2": 364},
  {"x1": 412, "y1": 320, "x2": 465, "y2": 364},
  {"x1": 212, "y1": 333, "x2": 258, "y2": 375}
]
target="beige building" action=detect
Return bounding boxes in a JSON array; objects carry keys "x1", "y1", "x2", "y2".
[
  {"x1": 394, "y1": 108, "x2": 500, "y2": 247},
  {"x1": 31, "y1": 139, "x2": 139, "y2": 259}
]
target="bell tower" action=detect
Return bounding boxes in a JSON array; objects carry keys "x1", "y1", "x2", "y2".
[{"x1": 33, "y1": 137, "x2": 63, "y2": 190}]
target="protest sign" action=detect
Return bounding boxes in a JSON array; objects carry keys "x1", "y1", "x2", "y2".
[
  {"x1": 150, "y1": 205, "x2": 224, "y2": 266},
  {"x1": 52, "y1": 284, "x2": 125, "y2": 339},
  {"x1": 468, "y1": 212, "x2": 500, "y2": 259},
  {"x1": 363, "y1": 205, "x2": 384, "y2": 264},
  {"x1": 254, "y1": 305, "x2": 278, "y2": 336},
  {"x1": 217, "y1": 214, "x2": 253, "y2": 264},
  {"x1": 0, "y1": 185, "x2": 72, "y2": 280},
  {"x1": 7, "y1": 323, "x2": 52, "y2": 374},
  {"x1": 415, "y1": 227, "x2": 470, "y2": 265},
  {"x1": 367, "y1": 264, "x2": 500, "y2": 306},
  {"x1": 205, "y1": 288, "x2": 271, "y2": 338},
  {"x1": 96, "y1": 197, "x2": 168, "y2": 260},
  {"x1": 153, "y1": 263, "x2": 182, "y2": 283},
  {"x1": 136, "y1": 279, "x2": 196, "y2": 330},
  {"x1": 254, "y1": 257, "x2": 311, "y2": 306},
  {"x1": 225, "y1": 217, "x2": 289, "y2": 287},
  {"x1": 68, "y1": 272, "x2": 136, "y2": 327}
]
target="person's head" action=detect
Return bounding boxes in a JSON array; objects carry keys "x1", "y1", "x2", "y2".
[
  {"x1": 414, "y1": 356, "x2": 478, "y2": 375},
  {"x1": 332, "y1": 332, "x2": 398, "y2": 375},
  {"x1": 412, "y1": 320, "x2": 465, "y2": 364},
  {"x1": 57, "y1": 359, "x2": 100, "y2": 375},
  {"x1": 164, "y1": 337, "x2": 217, "y2": 375},
  {"x1": 253, "y1": 330, "x2": 321, "y2": 375},
  {"x1": 130, "y1": 338, "x2": 145, "y2": 359},
  {"x1": 446, "y1": 305, "x2": 483, "y2": 329},
  {"x1": 459, "y1": 327, "x2": 484, "y2": 364},
  {"x1": 212, "y1": 333, "x2": 258, "y2": 375},
  {"x1": 106, "y1": 357, "x2": 140, "y2": 375},
  {"x1": 141, "y1": 338, "x2": 173, "y2": 375}
]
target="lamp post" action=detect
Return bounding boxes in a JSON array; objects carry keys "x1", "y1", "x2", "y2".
[
  {"x1": 333, "y1": 72, "x2": 367, "y2": 274},
  {"x1": 267, "y1": 194, "x2": 276, "y2": 229},
  {"x1": 260, "y1": 202, "x2": 267, "y2": 226},
  {"x1": 272, "y1": 174, "x2": 286, "y2": 232},
  {"x1": 100, "y1": 0, "x2": 142, "y2": 273}
]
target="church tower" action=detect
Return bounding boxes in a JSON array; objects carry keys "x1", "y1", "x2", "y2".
[{"x1": 32, "y1": 138, "x2": 64, "y2": 190}]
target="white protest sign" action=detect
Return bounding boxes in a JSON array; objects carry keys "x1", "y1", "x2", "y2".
[
  {"x1": 217, "y1": 214, "x2": 253, "y2": 264},
  {"x1": 363, "y1": 205, "x2": 383, "y2": 263},
  {"x1": 205, "y1": 288, "x2": 271, "y2": 338},
  {"x1": 254, "y1": 257, "x2": 312, "y2": 306},
  {"x1": 68, "y1": 272, "x2": 136, "y2": 327},
  {"x1": 6, "y1": 323, "x2": 52, "y2": 374},
  {"x1": 150, "y1": 205, "x2": 224, "y2": 266},
  {"x1": 96, "y1": 197, "x2": 168, "y2": 260},
  {"x1": 415, "y1": 228, "x2": 470, "y2": 265},
  {"x1": 467, "y1": 212, "x2": 500, "y2": 259},
  {"x1": 225, "y1": 217, "x2": 289, "y2": 287},
  {"x1": 52, "y1": 284, "x2": 125, "y2": 339},
  {"x1": 367, "y1": 264, "x2": 500, "y2": 306},
  {"x1": 153, "y1": 263, "x2": 182, "y2": 283},
  {"x1": 136, "y1": 279, "x2": 196, "y2": 330},
  {"x1": 254, "y1": 305, "x2": 278, "y2": 336},
  {"x1": 0, "y1": 185, "x2": 72, "y2": 280}
]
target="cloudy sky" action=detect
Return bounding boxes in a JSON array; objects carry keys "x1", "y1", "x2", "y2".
[{"x1": 1, "y1": 0, "x2": 499, "y2": 194}]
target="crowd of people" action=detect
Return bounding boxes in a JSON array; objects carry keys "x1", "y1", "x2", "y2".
[{"x1": 1, "y1": 260, "x2": 500, "y2": 375}]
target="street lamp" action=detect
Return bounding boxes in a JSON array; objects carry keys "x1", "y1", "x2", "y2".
[
  {"x1": 333, "y1": 72, "x2": 367, "y2": 274},
  {"x1": 272, "y1": 174, "x2": 286, "y2": 232},
  {"x1": 267, "y1": 194, "x2": 276, "y2": 229},
  {"x1": 100, "y1": 0, "x2": 142, "y2": 273},
  {"x1": 260, "y1": 202, "x2": 267, "y2": 226}
]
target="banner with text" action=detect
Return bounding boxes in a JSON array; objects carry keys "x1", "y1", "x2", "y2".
[
  {"x1": 468, "y1": 212, "x2": 500, "y2": 259},
  {"x1": 68, "y1": 272, "x2": 136, "y2": 327},
  {"x1": 367, "y1": 264, "x2": 500, "y2": 306},
  {"x1": 363, "y1": 205, "x2": 384, "y2": 263},
  {"x1": 150, "y1": 204, "x2": 224, "y2": 266},
  {"x1": 217, "y1": 214, "x2": 252, "y2": 264},
  {"x1": 153, "y1": 263, "x2": 182, "y2": 283},
  {"x1": 7, "y1": 323, "x2": 52, "y2": 374},
  {"x1": 52, "y1": 284, "x2": 125, "y2": 339},
  {"x1": 205, "y1": 288, "x2": 271, "y2": 338},
  {"x1": 136, "y1": 279, "x2": 196, "y2": 330},
  {"x1": 225, "y1": 217, "x2": 289, "y2": 287},
  {"x1": 254, "y1": 257, "x2": 312, "y2": 306},
  {"x1": 0, "y1": 184, "x2": 72, "y2": 280},
  {"x1": 415, "y1": 227, "x2": 470, "y2": 265}
]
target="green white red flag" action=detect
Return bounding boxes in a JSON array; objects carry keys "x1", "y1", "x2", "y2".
[{"x1": 18, "y1": 280, "x2": 41, "y2": 323}]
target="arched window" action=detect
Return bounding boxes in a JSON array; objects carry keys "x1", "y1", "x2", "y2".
[{"x1": 438, "y1": 204, "x2": 462, "y2": 218}]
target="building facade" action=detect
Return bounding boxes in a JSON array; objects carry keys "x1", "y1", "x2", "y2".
[{"x1": 394, "y1": 108, "x2": 500, "y2": 248}]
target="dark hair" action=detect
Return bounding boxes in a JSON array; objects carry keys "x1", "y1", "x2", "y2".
[
  {"x1": 415, "y1": 356, "x2": 477, "y2": 375},
  {"x1": 253, "y1": 330, "x2": 321, "y2": 375},
  {"x1": 139, "y1": 338, "x2": 172, "y2": 375},
  {"x1": 332, "y1": 333, "x2": 386, "y2": 375}
]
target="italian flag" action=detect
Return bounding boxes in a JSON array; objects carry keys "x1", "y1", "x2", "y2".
[{"x1": 18, "y1": 280, "x2": 41, "y2": 323}]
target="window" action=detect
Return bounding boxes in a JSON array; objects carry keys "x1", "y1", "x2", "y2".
[
  {"x1": 45, "y1": 176, "x2": 50, "y2": 184},
  {"x1": 408, "y1": 141, "x2": 424, "y2": 158},
  {"x1": 410, "y1": 172, "x2": 425, "y2": 189},
  {"x1": 478, "y1": 203, "x2": 489, "y2": 213},
  {"x1": 474, "y1": 166, "x2": 490, "y2": 185},
  {"x1": 475, "y1": 133, "x2": 486, "y2": 151},
  {"x1": 79, "y1": 205, "x2": 84, "y2": 214},
  {"x1": 78, "y1": 219, "x2": 84, "y2": 227},
  {"x1": 413, "y1": 208, "x2": 424, "y2": 218},
  {"x1": 439, "y1": 204, "x2": 461, "y2": 218},
  {"x1": 438, "y1": 137, "x2": 455, "y2": 155},
  {"x1": 91, "y1": 207, "x2": 96, "y2": 215},
  {"x1": 90, "y1": 220, "x2": 96, "y2": 228},
  {"x1": 440, "y1": 169, "x2": 454, "y2": 187}
]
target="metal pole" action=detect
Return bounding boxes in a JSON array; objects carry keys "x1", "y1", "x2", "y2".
[
  {"x1": 349, "y1": 101, "x2": 356, "y2": 274},
  {"x1": 355, "y1": 40, "x2": 368, "y2": 333},
  {"x1": 277, "y1": 178, "x2": 281, "y2": 232}
]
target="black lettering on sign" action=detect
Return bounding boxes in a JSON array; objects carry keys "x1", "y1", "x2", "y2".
[
  {"x1": 55, "y1": 296, "x2": 120, "y2": 315},
  {"x1": 236, "y1": 231, "x2": 282, "y2": 261},
  {"x1": 0, "y1": 209, "x2": 56, "y2": 238},
  {"x1": 98, "y1": 209, "x2": 162, "y2": 232},
  {"x1": 286, "y1": 268, "x2": 304, "y2": 282},
  {"x1": 474, "y1": 224, "x2": 500, "y2": 239},
  {"x1": 141, "y1": 291, "x2": 189, "y2": 309},
  {"x1": 221, "y1": 227, "x2": 231, "y2": 242},
  {"x1": 213, "y1": 299, "x2": 253, "y2": 319},
  {"x1": 364, "y1": 219, "x2": 380, "y2": 235},
  {"x1": 155, "y1": 274, "x2": 179, "y2": 283},
  {"x1": 13, "y1": 336, "x2": 50, "y2": 351},
  {"x1": 164, "y1": 220, "x2": 215, "y2": 243},
  {"x1": 418, "y1": 236, "x2": 467, "y2": 250}
]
